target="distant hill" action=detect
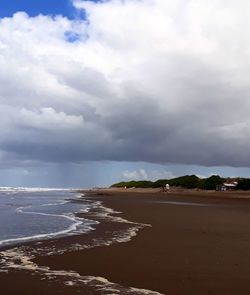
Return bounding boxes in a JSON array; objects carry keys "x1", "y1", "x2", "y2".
[{"x1": 111, "y1": 175, "x2": 250, "y2": 190}]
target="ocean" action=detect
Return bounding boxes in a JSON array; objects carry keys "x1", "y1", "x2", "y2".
[
  {"x1": 0, "y1": 188, "x2": 95, "y2": 247},
  {"x1": 0, "y1": 188, "x2": 162, "y2": 294}
]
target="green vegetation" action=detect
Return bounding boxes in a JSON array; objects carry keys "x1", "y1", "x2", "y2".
[
  {"x1": 111, "y1": 174, "x2": 240, "y2": 190},
  {"x1": 236, "y1": 178, "x2": 250, "y2": 190},
  {"x1": 167, "y1": 175, "x2": 200, "y2": 189},
  {"x1": 197, "y1": 175, "x2": 224, "y2": 190},
  {"x1": 110, "y1": 180, "x2": 154, "y2": 188}
]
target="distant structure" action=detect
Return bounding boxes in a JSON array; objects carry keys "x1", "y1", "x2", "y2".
[
  {"x1": 216, "y1": 181, "x2": 238, "y2": 191},
  {"x1": 161, "y1": 183, "x2": 170, "y2": 192}
]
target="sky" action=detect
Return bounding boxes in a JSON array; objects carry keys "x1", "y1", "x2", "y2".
[
  {"x1": 0, "y1": 1, "x2": 69, "y2": 17},
  {"x1": 0, "y1": 0, "x2": 250, "y2": 188}
]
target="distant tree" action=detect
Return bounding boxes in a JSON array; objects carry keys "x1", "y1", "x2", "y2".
[
  {"x1": 110, "y1": 174, "x2": 226, "y2": 190},
  {"x1": 198, "y1": 175, "x2": 223, "y2": 190},
  {"x1": 168, "y1": 175, "x2": 200, "y2": 189},
  {"x1": 110, "y1": 180, "x2": 153, "y2": 188},
  {"x1": 236, "y1": 179, "x2": 250, "y2": 190},
  {"x1": 152, "y1": 179, "x2": 170, "y2": 188}
]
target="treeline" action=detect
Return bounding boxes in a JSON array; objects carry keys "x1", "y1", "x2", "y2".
[
  {"x1": 237, "y1": 179, "x2": 250, "y2": 190},
  {"x1": 111, "y1": 175, "x2": 250, "y2": 190}
]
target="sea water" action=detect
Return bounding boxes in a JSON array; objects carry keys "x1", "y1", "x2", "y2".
[
  {"x1": 0, "y1": 189, "x2": 165, "y2": 294},
  {"x1": 0, "y1": 188, "x2": 95, "y2": 247}
]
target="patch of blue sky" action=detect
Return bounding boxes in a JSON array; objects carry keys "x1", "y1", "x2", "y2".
[
  {"x1": 0, "y1": 0, "x2": 103, "y2": 20},
  {"x1": 64, "y1": 31, "x2": 81, "y2": 43},
  {"x1": 0, "y1": 0, "x2": 76, "y2": 19}
]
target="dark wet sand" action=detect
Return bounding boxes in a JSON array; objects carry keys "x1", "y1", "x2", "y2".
[{"x1": 2, "y1": 190, "x2": 250, "y2": 294}]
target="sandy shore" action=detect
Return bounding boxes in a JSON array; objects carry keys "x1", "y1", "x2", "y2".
[{"x1": 2, "y1": 190, "x2": 250, "y2": 294}]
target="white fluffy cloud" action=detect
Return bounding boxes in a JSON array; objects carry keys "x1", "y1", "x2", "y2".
[
  {"x1": 122, "y1": 169, "x2": 148, "y2": 180},
  {"x1": 0, "y1": 0, "x2": 250, "y2": 168},
  {"x1": 122, "y1": 168, "x2": 176, "y2": 181}
]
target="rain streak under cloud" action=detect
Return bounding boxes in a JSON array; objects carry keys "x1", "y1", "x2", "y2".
[{"x1": 0, "y1": 0, "x2": 250, "y2": 186}]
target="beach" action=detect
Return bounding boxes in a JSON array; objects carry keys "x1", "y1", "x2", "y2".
[{"x1": 2, "y1": 190, "x2": 250, "y2": 294}]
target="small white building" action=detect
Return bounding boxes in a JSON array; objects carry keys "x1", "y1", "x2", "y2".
[{"x1": 216, "y1": 182, "x2": 238, "y2": 191}]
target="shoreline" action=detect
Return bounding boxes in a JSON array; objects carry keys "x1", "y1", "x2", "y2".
[
  {"x1": 0, "y1": 191, "x2": 158, "y2": 294},
  {"x1": 2, "y1": 190, "x2": 250, "y2": 293},
  {"x1": 0, "y1": 191, "x2": 97, "y2": 250}
]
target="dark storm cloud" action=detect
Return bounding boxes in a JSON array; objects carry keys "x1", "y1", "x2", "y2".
[{"x1": 0, "y1": 1, "x2": 250, "y2": 170}]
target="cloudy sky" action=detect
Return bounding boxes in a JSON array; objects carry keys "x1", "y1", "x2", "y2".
[{"x1": 0, "y1": 0, "x2": 250, "y2": 188}]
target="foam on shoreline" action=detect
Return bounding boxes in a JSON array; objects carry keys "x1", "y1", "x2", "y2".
[
  {"x1": 1, "y1": 247, "x2": 163, "y2": 295},
  {"x1": 0, "y1": 195, "x2": 97, "y2": 247},
  {"x1": 0, "y1": 196, "x2": 158, "y2": 294},
  {"x1": 0, "y1": 247, "x2": 163, "y2": 295}
]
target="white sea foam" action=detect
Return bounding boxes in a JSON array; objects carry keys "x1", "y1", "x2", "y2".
[
  {"x1": 0, "y1": 186, "x2": 73, "y2": 193},
  {"x1": 90, "y1": 200, "x2": 151, "y2": 225},
  {"x1": 40, "y1": 200, "x2": 69, "y2": 206},
  {"x1": 24, "y1": 199, "x2": 150, "y2": 256},
  {"x1": 0, "y1": 197, "x2": 159, "y2": 294},
  {"x1": 0, "y1": 218, "x2": 85, "y2": 247},
  {"x1": 0, "y1": 199, "x2": 97, "y2": 246},
  {"x1": 0, "y1": 247, "x2": 164, "y2": 295}
]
